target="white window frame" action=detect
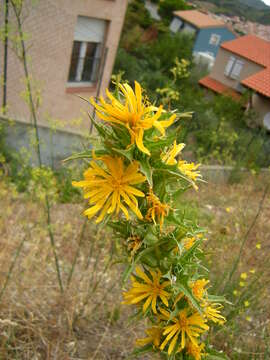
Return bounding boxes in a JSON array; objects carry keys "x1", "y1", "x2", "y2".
[
  {"x1": 224, "y1": 56, "x2": 244, "y2": 80},
  {"x1": 68, "y1": 16, "x2": 106, "y2": 85},
  {"x1": 209, "y1": 33, "x2": 221, "y2": 46}
]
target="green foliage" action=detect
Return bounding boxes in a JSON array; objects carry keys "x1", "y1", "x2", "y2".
[{"x1": 158, "y1": 0, "x2": 190, "y2": 23}]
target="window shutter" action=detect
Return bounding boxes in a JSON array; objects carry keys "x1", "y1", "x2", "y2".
[
  {"x1": 224, "y1": 56, "x2": 235, "y2": 76},
  {"x1": 231, "y1": 60, "x2": 244, "y2": 79},
  {"x1": 74, "y1": 16, "x2": 106, "y2": 43}
]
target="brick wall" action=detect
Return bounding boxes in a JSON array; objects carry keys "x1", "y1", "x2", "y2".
[{"x1": 0, "y1": 0, "x2": 128, "y2": 133}]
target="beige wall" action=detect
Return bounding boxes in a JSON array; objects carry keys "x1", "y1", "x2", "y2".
[
  {"x1": 210, "y1": 47, "x2": 264, "y2": 91},
  {"x1": 0, "y1": 0, "x2": 127, "y2": 133},
  {"x1": 252, "y1": 93, "x2": 270, "y2": 126}
]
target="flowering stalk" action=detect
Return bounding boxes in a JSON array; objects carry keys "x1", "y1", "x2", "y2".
[{"x1": 71, "y1": 81, "x2": 227, "y2": 359}]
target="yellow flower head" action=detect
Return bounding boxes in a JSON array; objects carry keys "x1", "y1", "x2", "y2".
[
  {"x1": 136, "y1": 326, "x2": 162, "y2": 348},
  {"x1": 178, "y1": 160, "x2": 201, "y2": 189},
  {"x1": 244, "y1": 300, "x2": 250, "y2": 307},
  {"x1": 240, "y1": 272, "x2": 247, "y2": 280},
  {"x1": 256, "y1": 243, "x2": 261, "y2": 249},
  {"x1": 162, "y1": 140, "x2": 185, "y2": 165},
  {"x1": 160, "y1": 308, "x2": 209, "y2": 354},
  {"x1": 122, "y1": 267, "x2": 170, "y2": 314},
  {"x1": 186, "y1": 341, "x2": 205, "y2": 360},
  {"x1": 127, "y1": 235, "x2": 143, "y2": 256},
  {"x1": 203, "y1": 303, "x2": 226, "y2": 325},
  {"x1": 183, "y1": 236, "x2": 196, "y2": 250},
  {"x1": 146, "y1": 189, "x2": 170, "y2": 230},
  {"x1": 90, "y1": 81, "x2": 176, "y2": 155},
  {"x1": 72, "y1": 156, "x2": 146, "y2": 223},
  {"x1": 189, "y1": 279, "x2": 209, "y2": 301}
]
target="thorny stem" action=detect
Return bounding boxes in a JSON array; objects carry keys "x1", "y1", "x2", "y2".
[
  {"x1": 10, "y1": 1, "x2": 63, "y2": 293},
  {"x1": 223, "y1": 183, "x2": 269, "y2": 293},
  {"x1": 0, "y1": 235, "x2": 26, "y2": 302}
]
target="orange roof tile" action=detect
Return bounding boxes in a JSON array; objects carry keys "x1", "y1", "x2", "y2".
[
  {"x1": 221, "y1": 35, "x2": 270, "y2": 97},
  {"x1": 199, "y1": 76, "x2": 241, "y2": 100},
  {"x1": 173, "y1": 10, "x2": 225, "y2": 29},
  {"x1": 221, "y1": 35, "x2": 270, "y2": 67}
]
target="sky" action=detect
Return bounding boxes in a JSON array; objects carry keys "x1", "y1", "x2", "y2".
[{"x1": 262, "y1": 0, "x2": 270, "y2": 5}]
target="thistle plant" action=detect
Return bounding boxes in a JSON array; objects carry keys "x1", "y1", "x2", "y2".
[{"x1": 72, "y1": 81, "x2": 228, "y2": 359}]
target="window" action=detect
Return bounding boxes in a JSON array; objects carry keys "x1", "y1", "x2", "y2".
[
  {"x1": 68, "y1": 16, "x2": 106, "y2": 84},
  {"x1": 209, "y1": 33, "x2": 221, "y2": 46},
  {"x1": 224, "y1": 56, "x2": 244, "y2": 79},
  {"x1": 170, "y1": 17, "x2": 182, "y2": 33}
]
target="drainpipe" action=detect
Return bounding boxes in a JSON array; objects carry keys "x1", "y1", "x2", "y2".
[{"x1": 2, "y1": 0, "x2": 9, "y2": 115}]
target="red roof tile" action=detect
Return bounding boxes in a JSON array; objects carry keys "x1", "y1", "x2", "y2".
[
  {"x1": 173, "y1": 10, "x2": 225, "y2": 29},
  {"x1": 221, "y1": 35, "x2": 270, "y2": 97},
  {"x1": 199, "y1": 76, "x2": 241, "y2": 100}
]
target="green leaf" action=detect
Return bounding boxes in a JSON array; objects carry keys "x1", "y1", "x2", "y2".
[
  {"x1": 208, "y1": 294, "x2": 232, "y2": 305},
  {"x1": 175, "y1": 281, "x2": 202, "y2": 315},
  {"x1": 112, "y1": 145, "x2": 135, "y2": 162},
  {"x1": 88, "y1": 113, "x2": 111, "y2": 139},
  {"x1": 128, "y1": 344, "x2": 153, "y2": 358},
  {"x1": 140, "y1": 157, "x2": 153, "y2": 186}
]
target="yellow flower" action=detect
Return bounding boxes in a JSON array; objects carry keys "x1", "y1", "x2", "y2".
[
  {"x1": 136, "y1": 326, "x2": 162, "y2": 348},
  {"x1": 72, "y1": 156, "x2": 145, "y2": 223},
  {"x1": 249, "y1": 268, "x2": 256, "y2": 274},
  {"x1": 240, "y1": 272, "x2": 247, "y2": 280},
  {"x1": 161, "y1": 140, "x2": 185, "y2": 165},
  {"x1": 256, "y1": 243, "x2": 261, "y2": 249},
  {"x1": 239, "y1": 281, "x2": 245, "y2": 287},
  {"x1": 244, "y1": 301, "x2": 250, "y2": 307},
  {"x1": 246, "y1": 316, "x2": 252, "y2": 322},
  {"x1": 186, "y1": 341, "x2": 205, "y2": 360},
  {"x1": 233, "y1": 290, "x2": 239, "y2": 296},
  {"x1": 183, "y1": 236, "x2": 196, "y2": 250},
  {"x1": 160, "y1": 308, "x2": 209, "y2": 354},
  {"x1": 90, "y1": 81, "x2": 176, "y2": 155},
  {"x1": 122, "y1": 267, "x2": 170, "y2": 314},
  {"x1": 127, "y1": 235, "x2": 143, "y2": 256},
  {"x1": 178, "y1": 160, "x2": 201, "y2": 189},
  {"x1": 203, "y1": 303, "x2": 226, "y2": 325},
  {"x1": 146, "y1": 189, "x2": 170, "y2": 230},
  {"x1": 189, "y1": 279, "x2": 209, "y2": 301}
]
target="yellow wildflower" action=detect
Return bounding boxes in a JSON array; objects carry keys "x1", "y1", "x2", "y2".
[
  {"x1": 186, "y1": 341, "x2": 205, "y2": 360},
  {"x1": 90, "y1": 81, "x2": 176, "y2": 155},
  {"x1": 183, "y1": 236, "x2": 196, "y2": 250},
  {"x1": 136, "y1": 326, "x2": 162, "y2": 348},
  {"x1": 127, "y1": 235, "x2": 143, "y2": 256},
  {"x1": 246, "y1": 316, "x2": 252, "y2": 322},
  {"x1": 122, "y1": 267, "x2": 170, "y2": 314},
  {"x1": 225, "y1": 207, "x2": 231, "y2": 213},
  {"x1": 233, "y1": 290, "x2": 239, "y2": 296},
  {"x1": 189, "y1": 279, "x2": 209, "y2": 301},
  {"x1": 249, "y1": 269, "x2": 256, "y2": 274},
  {"x1": 239, "y1": 281, "x2": 245, "y2": 287},
  {"x1": 146, "y1": 189, "x2": 170, "y2": 230},
  {"x1": 240, "y1": 273, "x2": 247, "y2": 280},
  {"x1": 178, "y1": 160, "x2": 201, "y2": 189},
  {"x1": 256, "y1": 243, "x2": 261, "y2": 249},
  {"x1": 203, "y1": 303, "x2": 226, "y2": 325},
  {"x1": 160, "y1": 308, "x2": 209, "y2": 354},
  {"x1": 244, "y1": 301, "x2": 250, "y2": 307},
  {"x1": 161, "y1": 140, "x2": 185, "y2": 165},
  {"x1": 72, "y1": 156, "x2": 145, "y2": 223}
]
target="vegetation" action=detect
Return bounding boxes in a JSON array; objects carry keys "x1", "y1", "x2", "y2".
[{"x1": 114, "y1": 0, "x2": 270, "y2": 170}]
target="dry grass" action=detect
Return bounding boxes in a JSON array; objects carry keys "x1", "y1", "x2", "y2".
[{"x1": 0, "y1": 174, "x2": 269, "y2": 359}]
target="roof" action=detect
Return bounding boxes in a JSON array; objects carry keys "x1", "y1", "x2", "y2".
[
  {"x1": 221, "y1": 35, "x2": 270, "y2": 97},
  {"x1": 199, "y1": 76, "x2": 241, "y2": 100},
  {"x1": 173, "y1": 10, "x2": 225, "y2": 29}
]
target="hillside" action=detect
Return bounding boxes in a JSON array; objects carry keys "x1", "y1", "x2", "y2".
[{"x1": 193, "y1": 0, "x2": 270, "y2": 24}]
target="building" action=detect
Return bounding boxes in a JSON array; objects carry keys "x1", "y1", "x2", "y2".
[
  {"x1": 170, "y1": 10, "x2": 236, "y2": 66},
  {"x1": 0, "y1": 0, "x2": 128, "y2": 133},
  {"x1": 199, "y1": 35, "x2": 270, "y2": 129}
]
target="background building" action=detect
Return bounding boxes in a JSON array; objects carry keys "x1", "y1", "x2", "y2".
[{"x1": 0, "y1": 0, "x2": 128, "y2": 133}]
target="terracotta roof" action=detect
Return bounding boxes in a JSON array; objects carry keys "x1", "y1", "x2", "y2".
[
  {"x1": 199, "y1": 76, "x2": 241, "y2": 100},
  {"x1": 221, "y1": 35, "x2": 270, "y2": 67},
  {"x1": 173, "y1": 10, "x2": 225, "y2": 29},
  {"x1": 221, "y1": 35, "x2": 270, "y2": 97}
]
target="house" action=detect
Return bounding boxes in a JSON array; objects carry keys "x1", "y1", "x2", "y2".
[
  {"x1": 170, "y1": 10, "x2": 236, "y2": 66},
  {"x1": 0, "y1": 0, "x2": 128, "y2": 133},
  {"x1": 199, "y1": 35, "x2": 270, "y2": 129}
]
